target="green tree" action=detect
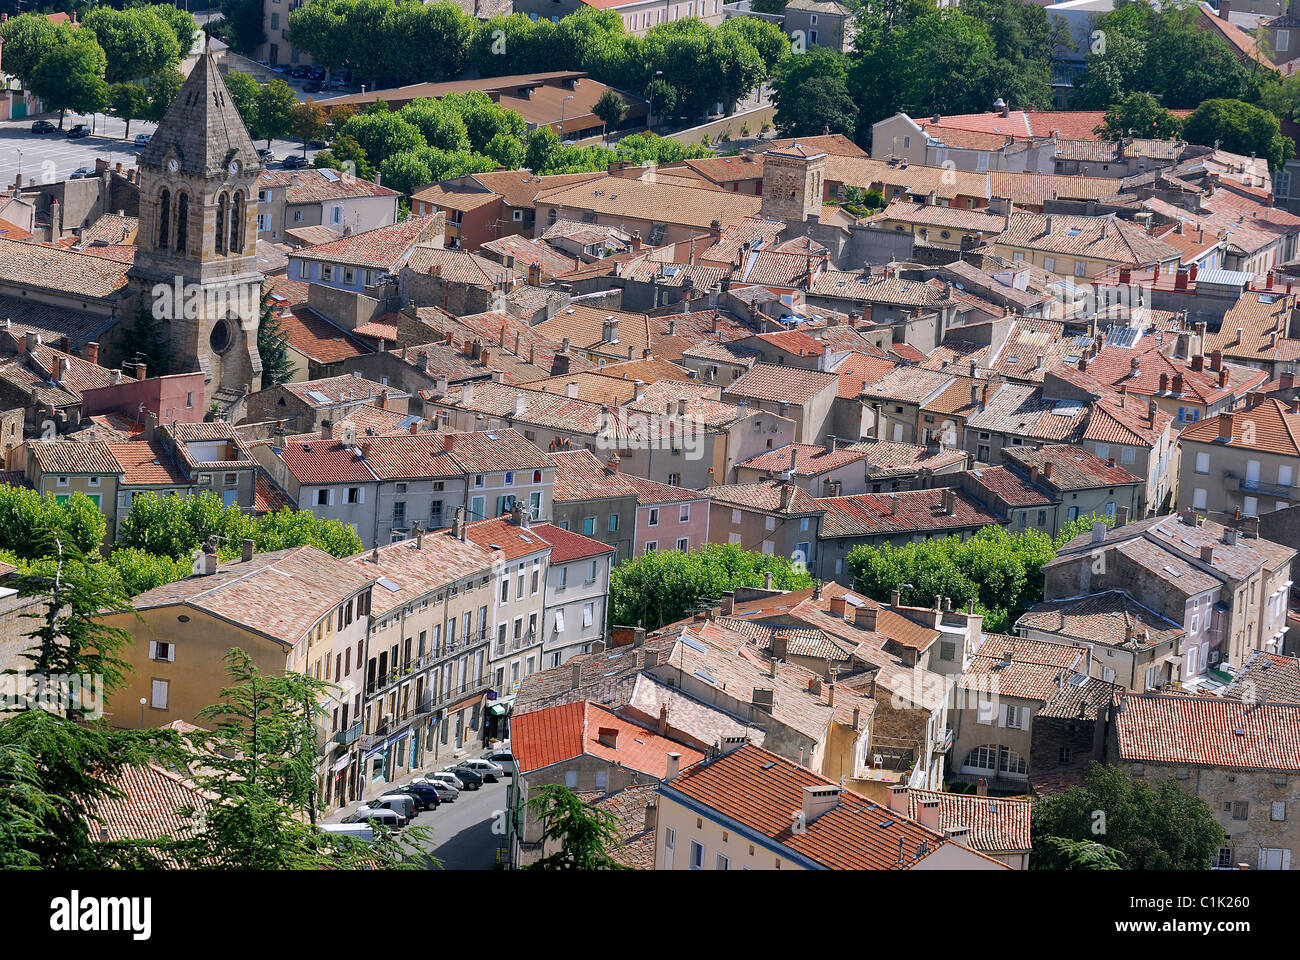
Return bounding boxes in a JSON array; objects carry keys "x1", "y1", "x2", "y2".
[
  {"x1": 120, "y1": 301, "x2": 171, "y2": 380},
  {"x1": 0, "y1": 488, "x2": 107, "y2": 561},
  {"x1": 1097, "y1": 91, "x2": 1183, "y2": 139},
  {"x1": 644, "y1": 76, "x2": 678, "y2": 120},
  {"x1": 592, "y1": 89, "x2": 626, "y2": 145},
  {"x1": 846, "y1": 525, "x2": 1057, "y2": 633},
  {"x1": 339, "y1": 108, "x2": 427, "y2": 167},
  {"x1": 1033, "y1": 836, "x2": 1128, "y2": 870},
  {"x1": 1031, "y1": 763, "x2": 1224, "y2": 870},
  {"x1": 314, "y1": 133, "x2": 376, "y2": 181},
  {"x1": 168, "y1": 649, "x2": 429, "y2": 869},
  {"x1": 29, "y1": 31, "x2": 109, "y2": 129},
  {"x1": 0, "y1": 12, "x2": 63, "y2": 85},
  {"x1": 145, "y1": 68, "x2": 186, "y2": 123},
  {"x1": 223, "y1": 70, "x2": 262, "y2": 129},
  {"x1": 147, "y1": 4, "x2": 201, "y2": 55},
  {"x1": 400, "y1": 97, "x2": 471, "y2": 152},
  {"x1": 525, "y1": 126, "x2": 561, "y2": 174},
  {"x1": 772, "y1": 45, "x2": 855, "y2": 139},
  {"x1": 289, "y1": 99, "x2": 327, "y2": 158},
  {"x1": 105, "y1": 548, "x2": 192, "y2": 597},
  {"x1": 257, "y1": 283, "x2": 295, "y2": 387},
  {"x1": 107, "y1": 82, "x2": 151, "y2": 140},
  {"x1": 484, "y1": 132, "x2": 526, "y2": 170},
  {"x1": 524, "y1": 784, "x2": 628, "y2": 870},
  {"x1": 1182, "y1": 98, "x2": 1295, "y2": 169},
  {"x1": 217, "y1": 0, "x2": 267, "y2": 56},
  {"x1": 82, "y1": 6, "x2": 182, "y2": 85},
  {"x1": 252, "y1": 77, "x2": 299, "y2": 148},
  {"x1": 611, "y1": 543, "x2": 816, "y2": 630}
]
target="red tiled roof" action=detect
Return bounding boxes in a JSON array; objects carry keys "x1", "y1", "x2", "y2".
[
  {"x1": 666, "y1": 744, "x2": 998, "y2": 870},
  {"x1": 513, "y1": 700, "x2": 704, "y2": 777},
  {"x1": 817, "y1": 489, "x2": 1003, "y2": 538},
  {"x1": 532, "y1": 521, "x2": 614, "y2": 563},
  {"x1": 1114, "y1": 693, "x2": 1300, "y2": 770}
]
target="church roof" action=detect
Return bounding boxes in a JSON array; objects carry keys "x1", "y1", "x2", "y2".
[{"x1": 139, "y1": 53, "x2": 257, "y2": 177}]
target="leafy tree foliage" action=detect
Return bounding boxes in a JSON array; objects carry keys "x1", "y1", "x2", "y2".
[
  {"x1": 117, "y1": 491, "x2": 362, "y2": 563},
  {"x1": 165, "y1": 649, "x2": 429, "y2": 869},
  {"x1": 846, "y1": 524, "x2": 1057, "y2": 633},
  {"x1": 593, "y1": 89, "x2": 626, "y2": 144},
  {"x1": 1033, "y1": 836, "x2": 1128, "y2": 870},
  {"x1": 0, "y1": 487, "x2": 107, "y2": 561},
  {"x1": 107, "y1": 82, "x2": 151, "y2": 139},
  {"x1": 257, "y1": 283, "x2": 295, "y2": 388},
  {"x1": 1183, "y1": 98, "x2": 1295, "y2": 170},
  {"x1": 1097, "y1": 91, "x2": 1183, "y2": 139},
  {"x1": 29, "y1": 28, "x2": 108, "y2": 127},
  {"x1": 215, "y1": 0, "x2": 267, "y2": 56},
  {"x1": 524, "y1": 784, "x2": 628, "y2": 870},
  {"x1": 1031, "y1": 763, "x2": 1224, "y2": 870},
  {"x1": 611, "y1": 543, "x2": 815, "y2": 630},
  {"x1": 82, "y1": 6, "x2": 182, "y2": 85},
  {"x1": 145, "y1": 68, "x2": 186, "y2": 123},
  {"x1": 252, "y1": 77, "x2": 298, "y2": 147},
  {"x1": 0, "y1": 12, "x2": 63, "y2": 84}
]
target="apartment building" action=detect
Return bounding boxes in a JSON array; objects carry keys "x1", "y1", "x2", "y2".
[
  {"x1": 463, "y1": 509, "x2": 551, "y2": 703},
  {"x1": 346, "y1": 528, "x2": 500, "y2": 803},
  {"x1": 103, "y1": 544, "x2": 375, "y2": 806},
  {"x1": 255, "y1": 168, "x2": 400, "y2": 244},
  {"x1": 706, "y1": 481, "x2": 825, "y2": 576},
  {"x1": 1177, "y1": 397, "x2": 1300, "y2": 519},
  {"x1": 531, "y1": 522, "x2": 614, "y2": 667},
  {"x1": 722, "y1": 363, "x2": 840, "y2": 445},
  {"x1": 1037, "y1": 509, "x2": 1296, "y2": 684}
]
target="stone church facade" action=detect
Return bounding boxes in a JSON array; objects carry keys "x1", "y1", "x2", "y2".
[{"x1": 127, "y1": 53, "x2": 266, "y2": 412}]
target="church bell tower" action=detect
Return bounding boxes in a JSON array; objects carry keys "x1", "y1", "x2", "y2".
[{"x1": 129, "y1": 51, "x2": 264, "y2": 409}]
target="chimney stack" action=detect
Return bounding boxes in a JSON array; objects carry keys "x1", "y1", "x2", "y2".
[{"x1": 241, "y1": 539, "x2": 255, "y2": 562}]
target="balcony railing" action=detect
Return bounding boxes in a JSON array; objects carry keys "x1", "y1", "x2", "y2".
[{"x1": 334, "y1": 720, "x2": 363, "y2": 747}]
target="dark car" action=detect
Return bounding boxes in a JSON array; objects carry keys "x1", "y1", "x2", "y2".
[
  {"x1": 387, "y1": 783, "x2": 442, "y2": 812},
  {"x1": 30, "y1": 119, "x2": 56, "y2": 134},
  {"x1": 281, "y1": 153, "x2": 309, "y2": 169},
  {"x1": 69, "y1": 167, "x2": 95, "y2": 180},
  {"x1": 306, "y1": 137, "x2": 329, "y2": 150},
  {"x1": 290, "y1": 65, "x2": 312, "y2": 78},
  {"x1": 303, "y1": 79, "x2": 326, "y2": 94},
  {"x1": 308, "y1": 66, "x2": 326, "y2": 80},
  {"x1": 445, "y1": 766, "x2": 484, "y2": 790},
  {"x1": 66, "y1": 124, "x2": 91, "y2": 139}
]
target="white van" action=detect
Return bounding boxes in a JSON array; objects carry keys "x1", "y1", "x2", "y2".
[
  {"x1": 365, "y1": 794, "x2": 416, "y2": 821},
  {"x1": 320, "y1": 822, "x2": 374, "y2": 843}
]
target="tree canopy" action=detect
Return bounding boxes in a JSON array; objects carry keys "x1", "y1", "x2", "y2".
[
  {"x1": 1031, "y1": 763, "x2": 1224, "y2": 870},
  {"x1": 611, "y1": 543, "x2": 816, "y2": 630}
]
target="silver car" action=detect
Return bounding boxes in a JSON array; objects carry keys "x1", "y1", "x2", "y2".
[{"x1": 414, "y1": 776, "x2": 461, "y2": 801}]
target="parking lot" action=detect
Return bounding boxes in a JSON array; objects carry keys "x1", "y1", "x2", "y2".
[{"x1": 0, "y1": 113, "x2": 320, "y2": 189}]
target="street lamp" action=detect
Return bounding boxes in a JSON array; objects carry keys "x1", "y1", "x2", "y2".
[
  {"x1": 559, "y1": 94, "x2": 574, "y2": 144},
  {"x1": 139, "y1": 697, "x2": 147, "y2": 726}
]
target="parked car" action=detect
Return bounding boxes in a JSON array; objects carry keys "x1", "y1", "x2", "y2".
[
  {"x1": 457, "y1": 758, "x2": 503, "y2": 783},
  {"x1": 413, "y1": 777, "x2": 460, "y2": 802},
  {"x1": 69, "y1": 167, "x2": 95, "y2": 180},
  {"x1": 303, "y1": 79, "x2": 326, "y2": 93},
  {"x1": 66, "y1": 124, "x2": 91, "y2": 139},
  {"x1": 30, "y1": 119, "x2": 56, "y2": 134},
  {"x1": 281, "y1": 153, "x2": 309, "y2": 169},
  {"x1": 345, "y1": 806, "x2": 406, "y2": 829},
  {"x1": 483, "y1": 749, "x2": 517, "y2": 775},
  {"x1": 423, "y1": 770, "x2": 465, "y2": 790},
  {"x1": 387, "y1": 782, "x2": 442, "y2": 812},
  {"x1": 446, "y1": 765, "x2": 485, "y2": 789},
  {"x1": 272, "y1": 63, "x2": 292, "y2": 74},
  {"x1": 133, "y1": 133, "x2": 152, "y2": 147},
  {"x1": 290, "y1": 65, "x2": 312, "y2": 78},
  {"x1": 306, "y1": 137, "x2": 329, "y2": 150},
  {"x1": 257, "y1": 148, "x2": 277, "y2": 163},
  {"x1": 308, "y1": 65, "x2": 326, "y2": 79}
]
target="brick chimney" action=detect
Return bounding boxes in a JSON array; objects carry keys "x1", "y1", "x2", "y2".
[
  {"x1": 85, "y1": 341, "x2": 99, "y2": 366},
  {"x1": 1219, "y1": 412, "x2": 1234, "y2": 441},
  {"x1": 855, "y1": 604, "x2": 878, "y2": 631}
]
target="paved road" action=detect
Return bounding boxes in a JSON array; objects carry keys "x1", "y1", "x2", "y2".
[
  {"x1": 0, "y1": 114, "x2": 319, "y2": 189},
  {"x1": 411, "y1": 777, "x2": 512, "y2": 870}
]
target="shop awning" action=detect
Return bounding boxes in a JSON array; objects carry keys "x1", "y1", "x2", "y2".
[
  {"x1": 331, "y1": 754, "x2": 351, "y2": 773},
  {"x1": 488, "y1": 702, "x2": 510, "y2": 717}
]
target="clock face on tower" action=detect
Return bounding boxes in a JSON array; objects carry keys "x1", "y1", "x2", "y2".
[
  {"x1": 167, "y1": 158, "x2": 180, "y2": 174},
  {"x1": 229, "y1": 160, "x2": 240, "y2": 177}
]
